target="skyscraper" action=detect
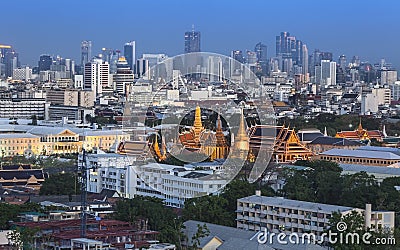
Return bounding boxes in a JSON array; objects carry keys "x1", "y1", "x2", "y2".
[
  {"x1": 338, "y1": 55, "x2": 347, "y2": 72},
  {"x1": 114, "y1": 56, "x2": 134, "y2": 95},
  {"x1": 231, "y1": 50, "x2": 244, "y2": 63},
  {"x1": 124, "y1": 41, "x2": 136, "y2": 70},
  {"x1": 135, "y1": 58, "x2": 149, "y2": 79},
  {"x1": 319, "y1": 60, "x2": 337, "y2": 86},
  {"x1": 4, "y1": 49, "x2": 18, "y2": 78},
  {"x1": 276, "y1": 32, "x2": 290, "y2": 57},
  {"x1": 184, "y1": 28, "x2": 200, "y2": 53},
  {"x1": 38, "y1": 55, "x2": 53, "y2": 72},
  {"x1": 275, "y1": 32, "x2": 307, "y2": 75},
  {"x1": 255, "y1": 42, "x2": 268, "y2": 75},
  {"x1": 81, "y1": 40, "x2": 92, "y2": 66},
  {"x1": 302, "y1": 44, "x2": 309, "y2": 77},
  {"x1": 84, "y1": 58, "x2": 109, "y2": 96}
]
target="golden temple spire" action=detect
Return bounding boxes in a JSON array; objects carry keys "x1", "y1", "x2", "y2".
[
  {"x1": 216, "y1": 114, "x2": 226, "y2": 146},
  {"x1": 358, "y1": 117, "x2": 363, "y2": 131},
  {"x1": 192, "y1": 105, "x2": 204, "y2": 143},
  {"x1": 234, "y1": 108, "x2": 249, "y2": 151}
]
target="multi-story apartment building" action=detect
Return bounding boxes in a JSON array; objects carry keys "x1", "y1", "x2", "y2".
[
  {"x1": 0, "y1": 98, "x2": 49, "y2": 119},
  {"x1": 237, "y1": 194, "x2": 395, "y2": 239},
  {"x1": 82, "y1": 151, "x2": 227, "y2": 208}
]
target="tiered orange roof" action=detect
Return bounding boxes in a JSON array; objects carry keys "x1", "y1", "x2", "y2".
[
  {"x1": 335, "y1": 119, "x2": 384, "y2": 142},
  {"x1": 247, "y1": 124, "x2": 313, "y2": 163}
]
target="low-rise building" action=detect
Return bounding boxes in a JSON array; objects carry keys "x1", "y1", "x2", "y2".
[
  {"x1": 47, "y1": 105, "x2": 94, "y2": 121},
  {"x1": 183, "y1": 220, "x2": 326, "y2": 250},
  {"x1": 307, "y1": 136, "x2": 364, "y2": 155},
  {"x1": 80, "y1": 130, "x2": 130, "y2": 152},
  {"x1": 339, "y1": 163, "x2": 400, "y2": 182},
  {"x1": 0, "y1": 125, "x2": 130, "y2": 156},
  {"x1": 314, "y1": 147, "x2": 400, "y2": 166},
  {"x1": 12, "y1": 219, "x2": 158, "y2": 249},
  {"x1": 0, "y1": 164, "x2": 47, "y2": 190},
  {"x1": 237, "y1": 194, "x2": 395, "y2": 238},
  {"x1": 0, "y1": 133, "x2": 41, "y2": 156}
]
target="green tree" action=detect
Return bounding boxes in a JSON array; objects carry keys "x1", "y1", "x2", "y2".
[
  {"x1": 327, "y1": 210, "x2": 366, "y2": 250},
  {"x1": 39, "y1": 172, "x2": 80, "y2": 195},
  {"x1": 183, "y1": 195, "x2": 232, "y2": 226},
  {"x1": 308, "y1": 160, "x2": 343, "y2": 204},
  {"x1": 183, "y1": 179, "x2": 275, "y2": 227},
  {"x1": 0, "y1": 203, "x2": 42, "y2": 230},
  {"x1": 340, "y1": 172, "x2": 382, "y2": 208},
  {"x1": 279, "y1": 168, "x2": 315, "y2": 202},
  {"x1": 191, "y1": 223, "x2": 210, "y2": 249},
  {"x1": 7, "y1": 226, "x2": 40, "y2": 250}
]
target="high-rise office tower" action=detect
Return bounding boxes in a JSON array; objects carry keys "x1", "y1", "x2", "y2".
[
  {"x1": 246, "y1": 51, "x2": 257, "y2": 65},
  {"x1": 339, "y1": 55, "x2": 347, "y2": 72},
  {"x1": 352, "y1": 56, "x2": 360, "y2": 67},
  {"x1": 102, "y1": 48, "x2": 119, "y2": 74},
  {"x1": 275, "y1": 31, "x2": 307, "y2": 75},
  {"x1": 4, "y1": 49, "x2": 18, "y2": 78},
  {"x1": 135, "y1": 58, "x2": 149, "y2": 79},
  {"x1": 38, "y1": 55, "x2": 53, "y2": 72},
  {"x1": 255, "y1": 42, "x2": 268, "y2": 75},
  {"x1": 124, "y1": 41, "x2": 136, "y2": 70},
  {"x1": 114, "y1": 56, "x2": 134, "y2": 95},
  {"x1": 81, "y1": 40, "x2": 92, "y2": 66},
  {"x1": 84, "y1": 58, "x2": 109, "y2": 96},
  {"x1": 276, "y1": 32, "x2": 290, "y2": 56},
  {"x1": 319, "y1": 60, "x2": 337, "y2": 86},
  {"x1": 230, "y1": 50, "x2": 244, "y2": 75},
  {"x1": 184, "y1": 28, "x2": 201, "y2": 53},
  {"x1": 302, "y1": 44, "x2": 309, "y2": 77},
  {"x1": 231, "y1": 50, "x2": 244, "y2": 63},
  {"x1": 320, "y1": 52, "x2": 333, "y2": 61}
]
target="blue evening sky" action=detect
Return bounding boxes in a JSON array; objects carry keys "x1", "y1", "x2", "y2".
[{"x1": 2, "y1": 0, "x2": 399, "y2": 68}]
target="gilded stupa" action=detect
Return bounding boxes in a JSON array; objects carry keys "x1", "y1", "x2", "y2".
[{"x1": 178, "y1": 106, "x2": 230, "y2": 161}]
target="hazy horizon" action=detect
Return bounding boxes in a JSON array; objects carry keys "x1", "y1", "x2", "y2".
[{"x1": 3, "y1": 0, "x2": 399, "y2": 69}]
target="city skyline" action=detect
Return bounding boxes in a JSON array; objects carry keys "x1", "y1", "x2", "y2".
[{"x1": 2, "y1": 0, "x2": 400, "y2": 68}]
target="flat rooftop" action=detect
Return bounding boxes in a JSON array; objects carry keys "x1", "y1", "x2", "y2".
[{"x1": 238, "y1": 195, "x2": 355, "y2": 213}]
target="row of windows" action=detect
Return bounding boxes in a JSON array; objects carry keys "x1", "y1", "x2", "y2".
[
  {"x1": 0, "y1": 139, "x2": 39, "y2": 144},
  {"x1": 0, "y1": 146, "x2": 38, "y2": 151},
  {"x1": 238, "y1": 202, "x2": 331, "y2": 219},
  {"x1": 320, "y1": 155, "x2": 397, "y2": 165},
  {"x1": 238, "y1": 223, "x2": 326, "y2": 236},
  {"x1": 163, "y1": 179, "x2": 204, "y2": 189}
]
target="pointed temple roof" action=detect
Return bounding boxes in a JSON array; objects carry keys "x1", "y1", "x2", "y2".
[{"x1": 335, "y1": 119, "x2": 384, "y2": 142}]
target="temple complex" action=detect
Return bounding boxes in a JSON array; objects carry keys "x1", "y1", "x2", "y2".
[
  {"x1": 150, "y1": 106, "x2": 314, "y2": 163},
  {"x1": 247, "y1": 124, "x2": 314, "y2": 163},
  {"x1": 335, "y1": 120, "x2": 384, "y2": 142}
]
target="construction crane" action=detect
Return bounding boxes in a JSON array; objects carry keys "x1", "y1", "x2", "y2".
[{"x1": 0, "y1": 45, "x2": 12, "y2": 49}]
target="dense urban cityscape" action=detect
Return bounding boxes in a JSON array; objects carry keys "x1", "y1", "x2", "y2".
[{"x1": 1, "y1": 2, "x2": 400, "y2": 249}]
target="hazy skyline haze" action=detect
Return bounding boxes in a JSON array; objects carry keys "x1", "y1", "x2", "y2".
[{"x1": 2, "y1": 0, "x2": 399, "y2": 68}]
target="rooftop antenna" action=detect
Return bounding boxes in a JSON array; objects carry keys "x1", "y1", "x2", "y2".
[{"x1": 192, "y1": 24, "x2": 195, "y2": 32}]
